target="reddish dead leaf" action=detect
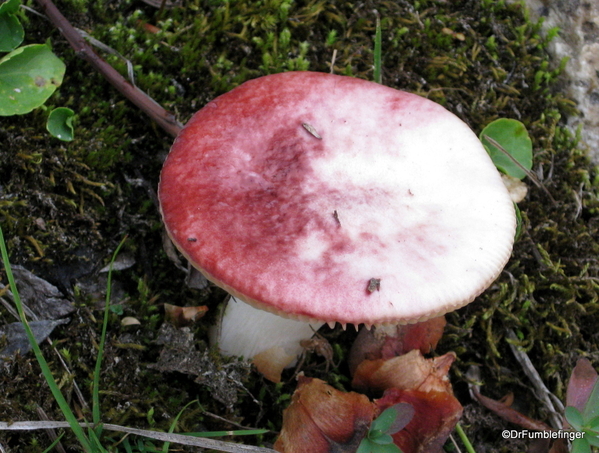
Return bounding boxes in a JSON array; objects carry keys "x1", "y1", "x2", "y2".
[
  {"x1": 137, "y1": 20, "x2": 161, "y2": 34},
  {"x1": 349, "y1": 316, "x2": 446, "y2": 375},
  {"x1": 376, "y1": 387, "x2": 463, "y2": 453},
  {"x1": 471, "y1": 386, "x2": 553, "y2": 432},
  {"x1": 352, "y1": 349, "x2": 460, "y2": 453},
  {"x1": 566, "y1": 357, "x2": 599, "y2": 412},
  {"x1": 352, "y1": 350, "x2": 456, "y2": 394},
  {"x1": 274, "y1": 376, "x2": 375, "y2": 453},
  {"x1": 548, "y1": 439, "x2": 569, "y2": 453},
  {"x1": 528, "y1": 437, "x2": 569, "y2": 453},
  {"x1": 164, "y1": 303, "x2": 208, "y2": 327}
]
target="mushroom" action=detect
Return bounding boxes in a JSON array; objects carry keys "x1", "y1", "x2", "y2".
[{"x1": 158, "y1": 71, "x2": 516, "y2": 382}]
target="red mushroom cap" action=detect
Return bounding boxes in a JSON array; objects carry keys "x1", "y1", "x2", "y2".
[{"x1": 159, "y1": 71, "x2": 516, "y2": 326}]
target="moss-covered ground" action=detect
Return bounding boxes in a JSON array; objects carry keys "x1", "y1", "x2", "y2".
[{"x1": 1, "y1": 0, "x2": 598, "y2": 451}]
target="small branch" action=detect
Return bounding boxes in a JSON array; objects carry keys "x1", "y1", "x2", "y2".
[
  {"x1": 482, "y1": 135, "x2": 556, "y2": 204},
  {"x1": 0, "y1": 421, "x2": 277, "y2": 453},
  {"x1": 505, "y1": 329, "x2": 564, "y2": 429},
  {"x1": 33, "y1": 0, "x2": 183, "y2": 138}
]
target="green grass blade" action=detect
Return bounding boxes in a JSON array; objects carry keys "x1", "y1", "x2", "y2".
[
  {"x1": 0, "y1": 226, "x2": 94, "y2": 451},
  {"x1": 455, "y1": 422, "x2": 477, "y2": 453},
  {"x1": 92, "y1": 236, "x2": 128, "y2": 426},
  {"x1": 41, "y1": 432, "x2": 65, "y2": 453},
  {"x1": 162, "y1": 399, "x2": 199, "y2": 453}
]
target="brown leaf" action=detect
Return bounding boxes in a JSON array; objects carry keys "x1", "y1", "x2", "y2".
[
  {"x1": 376, "y1": 387, "x2": 463, "y2": 453},
  {"x1": 471, "y1": 386, "x2": 553, "y2": 432},
  {"x1": 164, "y1": 303, "x2": 208, "y2": 327},
  {"x1": 348, "y1": 316, "x2": 446, "y2": 375},
  {"x1": 274, "y1": 376, "x2": 375, "y2": 453},
  {"x1": 352, "y1": 350, "x2": 456, "y2": 394},
  {"x1": 566, "y1": 357, "x2": 598, "y2": 413}
]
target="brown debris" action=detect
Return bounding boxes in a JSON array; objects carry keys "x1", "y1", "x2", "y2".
[
  {"x1": 348, "y1": 316, "x2": 446, "y2": 375},
  {"x1": 274, "y1": 376, "x2": 375, "y2": 453},
  {"x1": 376, "y1": 387, "x2": 463, "y2": 453}
]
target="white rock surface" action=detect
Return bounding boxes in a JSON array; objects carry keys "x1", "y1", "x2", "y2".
[{"x1": 517, "y1": 0, "x2": 599, "y2": 163}]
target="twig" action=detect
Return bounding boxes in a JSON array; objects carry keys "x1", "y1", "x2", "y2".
[
  {"x1": 36, "y1": 407, "x2": 67, "y2": 453},
  {"x1": 448, "y1": 433, "x2": 464, "y2": 453},
  {"x1": 329, "y1": 49, "x2": 337, "y2": 74},
  {"x1": 0, "y1": 421, "x2": 277, "y2": 453},
  {"x1": 33, "y1": 0, "x2": 183, "y2": 138},
  {"x1": 505, "y1": 329, "x2": 564, "y2": 429},
  {"x1": 482, "y1": 135, "x2": 556, "y2": 204}
]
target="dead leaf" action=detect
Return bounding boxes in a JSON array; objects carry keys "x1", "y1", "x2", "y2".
[
  {"x1": 7, "y1": 266, "x2": 74, "y2": 320},
  {"x1": 566, "y1": 357, "x2": 598, "y2": 413},
  {"x1": 0, "y1": 319, "x2": 69, "y2": 360},
  {"x1": 349, "y1": 316, "x2": 446, "y2": 375},
  {"x1": 352, "y1": 350, "x2": 456, "y2": 394},
  {"x1": 376, "y1": 387, "x2": 463, "y2": 453},
  {"x1": 164, "y1": 303, "x2": 208, "y2": 327},
  {"x1": 274, "y1": 376, "x2": 375, "y2": 453},
  {"x1": 471, "y1": 386, "x2": 553, "y2": 432}
]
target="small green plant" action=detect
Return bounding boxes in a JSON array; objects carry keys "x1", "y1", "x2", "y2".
[
  {"x1": 357, "y1": 403, "x2": 414, "y2": 453},
  {"x1": 0, "y1": 0, "x2": 74, "y2": 141},
  {"x1": 480, "y1": 118, "x2": 533, "y2": 180},
  {"x1": 565, "y1": 378, "x2": 599, "y2": 453}
]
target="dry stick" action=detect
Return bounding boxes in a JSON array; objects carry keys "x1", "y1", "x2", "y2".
[
  {"x1": 0, "y1": 421, "x2": 277, "y2": 453},
  {"x1": 482, "y1": 135, "x2": 556, "y2": 204},
  {"x1": 33, "y1": 0, "x2": 183, "y2": 138},
  {"x1": 505, "y1": 329, "x2": 564, "y2": 430},
  {"x1": 36, "y1": 407, "x2": 67, "y2": 453}
]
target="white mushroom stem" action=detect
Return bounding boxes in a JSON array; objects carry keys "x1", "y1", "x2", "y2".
[{"x1": 210, "y1": 296, "x2": 325, "y2": 382}]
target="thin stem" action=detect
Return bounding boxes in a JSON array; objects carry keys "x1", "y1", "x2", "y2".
[
  {"x1": 92, "y1": 236, "x2": 128, "y2": 426},
  {"x1": 455, "y1": 422, "x2": 476, "y2": 453},
  {"x1": 33, "y1": 0, "x2": 183, "y2": 137},
  {"x1": 374, "y1": 14, "x2": 382, "y2": 84}
]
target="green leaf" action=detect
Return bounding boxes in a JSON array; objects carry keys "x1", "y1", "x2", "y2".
[
  {"x1": 370, "y1": 432, "x2": 394, "y2": 445},
  {"x1": 571, "y1": 437, "x2": 591, "y2": 453},
  {"x1": 480, "y1": 118, "x2": 532, "y2": 180},
  {"x1": 566, "y1": 406, "x2": 585, "y2": 432},
  {"x1": 372, "y1": 406, "x2": 399, "y2": 434},
  {"x1": 357, "y1": 438, "x2": 375, "y2": 453},
  {"x1": 0, "y1": 0, "x2": 24, "y2": 52},
  {"x1": 358, "y1": 437, "x2": 403, "y2": 453},
  {"x1": 0, "y1": 0, "x2": 20, "y2": 14},
  {"x1": 372, "y1": 403, "x2": 414, "y2": 435},
  {"x1": 585, "y1": 430, "x2": 599, "y2": 448},
  {"x1": 47, "y1": 107, "x2": 75, "y2": 141},
  {"x1": 583, "y1": 377, "x2": 599, "y2": 423},
  {"x1": 0, "y1": 43, "x2": 65, "y2": 116},
  {"x1": 587, "y1": 415, "x2": 599, "y2": 431},
  {"x1": 377, "y1": 444, "x2": 402, "y2": 453}
]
